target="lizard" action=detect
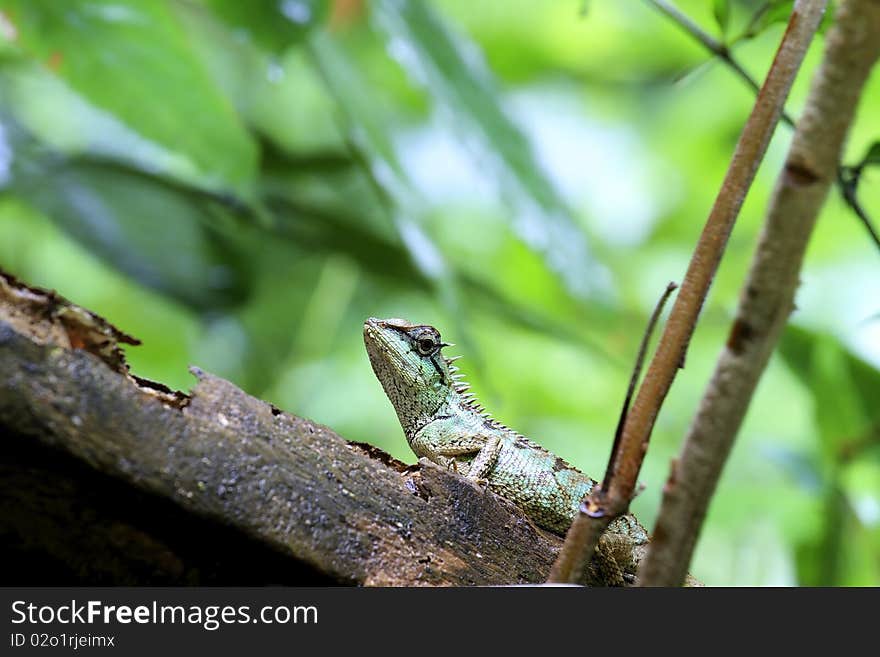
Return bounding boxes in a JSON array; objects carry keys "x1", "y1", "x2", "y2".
[{"x1": 363, "y1": 316, "x2": 649, "y2": 585}]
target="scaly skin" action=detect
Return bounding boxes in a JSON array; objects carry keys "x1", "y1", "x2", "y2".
[{"x1": 363, "y1": 317, "x2": 648, "y2": 561}]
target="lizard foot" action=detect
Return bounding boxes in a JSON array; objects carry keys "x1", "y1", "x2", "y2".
[
  {"x1": 439, "y1": 456, "x2": 459, "y2": 473},
  {"x1": 468, "y1": 476, "x2": 490, "y2": 490}
]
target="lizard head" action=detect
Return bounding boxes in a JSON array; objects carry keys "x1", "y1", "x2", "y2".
[{"x1": 363, "y1": 317, "x2": 457, "y2": 438}]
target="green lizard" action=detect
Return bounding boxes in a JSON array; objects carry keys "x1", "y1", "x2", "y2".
[{"x1": 364, "y1": 317, "x2": 648, "y2": 583}]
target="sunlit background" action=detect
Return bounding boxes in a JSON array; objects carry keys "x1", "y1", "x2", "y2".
[{"x1": 0, "y1": 0, "x2": 878, "y2": 585}]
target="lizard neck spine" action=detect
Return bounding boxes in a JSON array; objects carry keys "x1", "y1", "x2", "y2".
[{"x1": 435, "y1": 351, "x2": 526, "y2": 441}]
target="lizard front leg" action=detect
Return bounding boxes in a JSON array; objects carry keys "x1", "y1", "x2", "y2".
[
  {"x1": 410, "y1": 418, "x2": 501, "y2": 483},
  {"x1": 464, "y1": 434, "x2": 501, "y2": 482},
  {"x1": 410, "y1": 422, "x2": 484, "y2": 470}
]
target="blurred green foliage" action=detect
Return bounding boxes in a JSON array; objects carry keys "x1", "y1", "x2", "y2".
[{"x1": 0, "y1": 0, "x2": 877, "y2": 585}]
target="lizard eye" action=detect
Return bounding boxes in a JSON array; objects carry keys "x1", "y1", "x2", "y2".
[{"x1": 416, "y1": 335, "x2": 438, "y2": 355}]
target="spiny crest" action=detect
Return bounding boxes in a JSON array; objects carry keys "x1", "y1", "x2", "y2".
[
  {"x1": 365, "y1": 317, "x2": 527, "y2": 440},
  {"x1": 440, "y1": 346, "x2": 525, "y2": 437},
  {"x1": 447, "y1": 354, "x2": 471, "y2": 393}
]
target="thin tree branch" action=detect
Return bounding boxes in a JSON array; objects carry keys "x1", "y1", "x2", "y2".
[
  {"x1": 645, "y1": 0, "x2": 769, "y2": 106},
  {"x1": 548, "y1": 0, "x2": 827, "y2": 584},
  {"x1": 548, "y1": 282, "x2": 678, "y2": 583},
  {"x1": 838, "y1": 164, "x2": 880, "y2": 248},
  {"x1": 643, "y1": 0, "x2": 880, "y2": 253},
  {"x1": 605, "y1": 282, "x2": 679, "y2": 488},
  {"x1": 638, "y1": 0, "x2": 880, "y2": 586}
]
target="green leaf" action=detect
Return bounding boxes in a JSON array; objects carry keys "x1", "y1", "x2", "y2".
[
  {"x1": 266, "y1": 197, "x2": 427, "y2": 287},
  {"x1": 8, "y1": 143, "x2": 254, "y2": 310},
  {"x1": 2, "y1": 0, "x2": 258, "y2": 199},
  {"x1": 297, "y1": 31, "x2": 496, "y2": 369},
  {"x1": 169, "y1": 2, "x2": 344, "y2": 158},
  {"x1": 779, "y1": 325, "x2": 880, "y2": 458},
  {"x1": 304, "y1": 30, "x2": 605, "y2": 367},
  {"x1": 737, "y1": 0, "x2": 832, "y2": 43},
  {"x1": 735, "y1": 1, "x2": 793, "y2": 43},
  {"x1": 796, "y1": 472, "x2": 879, "y2": 586},
  {"x1": 307, "y1": 31, "x2": 409, "y2": 195},
  {"x1": 761, "y1": 445, "x2": 823, "y2": 492},
  {"x1": 0, "y1": 60, "x2": 222, "y2": 195},
  {"x1": 860, "y1": 141, "x2": 880, "y2": 169},
  {"x1": 372, "y1": 0, "x2": 602, "y2": 299},
  {"x1": 713, "y1": 0, "x2": 731, "y2": 39},
  {"x1": 202, "y1": 0, "x2": 328, "y2": 54},
  {"x1": 261, "y1": 143, "x2": 615, "y2": 357},
  {"x1": 307, "y1": 29, "x2": 464, "y2": 297}
]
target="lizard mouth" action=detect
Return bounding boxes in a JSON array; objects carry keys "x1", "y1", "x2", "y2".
[
  {"x1": 363, "y1": 318, "x2": 407, "y2": 370},
  {"x1": 364, "y1": 317, "x2": 444, "y2": 391},
  {"x1": 363, "y1": 318, "x2": 413, "y2": 348},
  {"x1": 362, "y1": 318, "x2": 387, "y2": 350}
]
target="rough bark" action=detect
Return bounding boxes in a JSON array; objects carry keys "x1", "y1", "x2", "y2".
[
  {"x1": 1, "y1": 433, "x2": 333, "y2": 585},
  {"x1": 638, "y1": 0, "x2": 880, "y2": 586},
  {"x1": 0, "y1": 270, "x2": 574, "y2": 586}
]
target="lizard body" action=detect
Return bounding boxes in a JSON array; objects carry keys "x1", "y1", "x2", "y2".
[{"x1": 363, "y1": 317, "x2": 647, "y2": 579}]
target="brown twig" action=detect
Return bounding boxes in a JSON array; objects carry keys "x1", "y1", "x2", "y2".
[
  {"x1": 548, "y1": 0, "x2": 827, "y2": 584},
  {"x1": 638, "y1": 0, "x2": 880, "y2": 586},
  {"x1": 838, "y1": 163, "x2": 880, "y2": 250},
  {"x1": 606, "y1": 282, "x2": 679, "y2": 486},
  {"x1": 546, "y1": 282, "x2": 678, "y2": 583}
]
